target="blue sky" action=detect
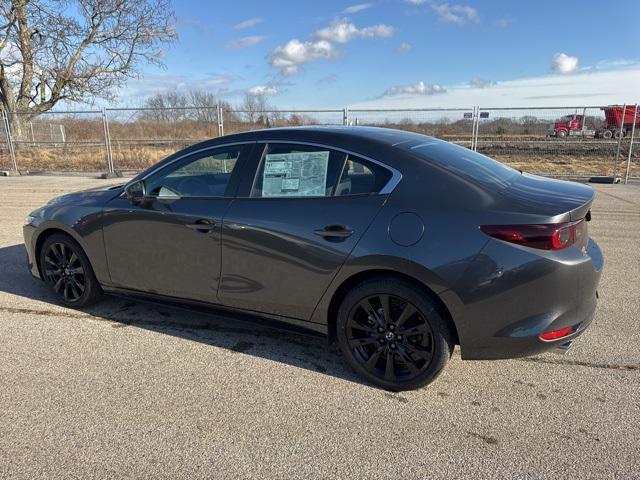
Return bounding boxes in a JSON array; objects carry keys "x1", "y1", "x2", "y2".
[{"x1": 120, "y1": 0, "x2": 640, "y2": 108}]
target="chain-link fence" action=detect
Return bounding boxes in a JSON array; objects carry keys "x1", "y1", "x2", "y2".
[
  {"x1": 222, "y1": 109, "x2": 344, "y2": 136},
  {"x1": 106, "y1": 106, "x2": 222, "y2": 172},
  {"x1": 472, "y1": 106, "x2": 620, "y2": 177},
  {"x1": 1, "y1": 104, "x2": 638, "y2": 182},
  {"x1": 349, "y1": 108, "x2": 475, "y2": 147},
  {"x1": 7, "y1": 110, "x2": 107, "y2": 172}
]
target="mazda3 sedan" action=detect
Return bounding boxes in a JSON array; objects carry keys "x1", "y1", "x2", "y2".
[{"x1": 23, "y1": 127, "x2": 603, "y2": 391}]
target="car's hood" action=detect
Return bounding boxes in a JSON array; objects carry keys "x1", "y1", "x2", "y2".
[
  {"x1": 498, "y1": 173, "x2": 594, "y2": 221},
  {"x1": 47, "y1": 184, "x2": 124, "y2": 206}
]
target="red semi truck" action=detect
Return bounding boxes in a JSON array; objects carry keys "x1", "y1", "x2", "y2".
[{"x1": 548, "y1": 105, "x2": 640, "y2": 139}]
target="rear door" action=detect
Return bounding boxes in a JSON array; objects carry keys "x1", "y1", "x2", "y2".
[{"x1": 219, "y1": 141, "x2": 398, "y2": 320}]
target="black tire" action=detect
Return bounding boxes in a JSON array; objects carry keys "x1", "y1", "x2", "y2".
[
  {"x1": 336, "y1": 277, "x2": 455, "y2": 391},
  {"x1": 602, "y1": 130, "x2": 613, "y2": 139},
  {"x1": 614, "y1": 129, "x2": 625, "y2": 139},
  {"x1": 557, "y1": 130, "x2": 567, "y2": 138},
  {"x1": 39, "y1": 233, "x2": 103, "y2": 308}
]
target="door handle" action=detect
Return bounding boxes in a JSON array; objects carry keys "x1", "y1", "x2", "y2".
[
  {"x1": 314, "y1": 224, "x2": 354, "y2": 239},
  {"x1": 185, "y1": 220, "x2": 216, "y2": 233}
]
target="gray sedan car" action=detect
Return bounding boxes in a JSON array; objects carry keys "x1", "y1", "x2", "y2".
[{"x1": 23, "y1": 127, "x2": 603, "y2": 390}]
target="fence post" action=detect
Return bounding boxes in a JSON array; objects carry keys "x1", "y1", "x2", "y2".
[
  {"x1": 343, "y1": 108, "x2": 349, "y2": 126},
  {"x1": 473, "y1": 106, "x2": 481, "y2": 151},
  {"x1": 2, "y1": 110, "x2": 18, "y2": 171},
  {"x1": 613, "y1": 103, "x2": 626, "y2": 179},
  {"x1": 217, "y1": 104, "x2": 224, "y2": 137},
  {"x1": 470, "y1": 106, "x2": 477, "y2": 150},
  {"x1": 624, "y1": 104, "x2": 638, "y2": 184},
  {"x1": 101, "y1": 108, "x2": 114, "y2": 174}
]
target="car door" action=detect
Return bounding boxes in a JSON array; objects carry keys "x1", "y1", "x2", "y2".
[
  {"x1": 219, "y1": 141, "x2": 398, "y2": 320},
  {"x1": 102, "y1": 143, "x2": 254, "y2": 302}
]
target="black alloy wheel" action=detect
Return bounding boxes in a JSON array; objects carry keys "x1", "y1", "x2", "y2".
[
  {"x1": 346, "y1": 294, "x2": 434, "y2": 382},
  {"x1": 44, "y1": 242, "x2": 86, "y2": 302},
  {"x1": 40, "y1": 233, "x2": 103, "y2": 307},
  {"x1": 337, "y1": 278, "x2": 454, "y2": 391}
]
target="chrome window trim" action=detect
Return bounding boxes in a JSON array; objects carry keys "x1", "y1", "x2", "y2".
[{"x1": 253, "y1": 140, "x2": 403, "y2": 196}]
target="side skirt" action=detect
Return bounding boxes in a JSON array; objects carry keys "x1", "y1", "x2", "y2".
[{"x1": 101, "y1": 286, "x2": 328, "y2": 338}]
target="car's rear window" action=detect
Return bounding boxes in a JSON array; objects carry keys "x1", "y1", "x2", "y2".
[{"x1": 405, "y1": 141, "x2": 518, "y2": 189}]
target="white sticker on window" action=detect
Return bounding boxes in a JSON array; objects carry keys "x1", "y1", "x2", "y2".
[{"x1": 262, "y1": 151, "x2": 329, "y2": 197}]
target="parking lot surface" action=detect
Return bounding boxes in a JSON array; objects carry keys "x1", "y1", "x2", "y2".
[{"x1": 1, "y1": 175, "x2": 639, "y2": 479}]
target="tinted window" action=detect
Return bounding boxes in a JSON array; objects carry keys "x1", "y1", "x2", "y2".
[
  {"x1": 251, "y1": 144, "x2": 392, "y2": 198},
  {"x1": 146, "y1": 146, "x2": 244, "y2": 198},
  {"x1": 335, "y1": 155, "x2": 392, "y2": 196},
  {"x1": 407, "y1": 141, "x2": 518, "y2": 189}
]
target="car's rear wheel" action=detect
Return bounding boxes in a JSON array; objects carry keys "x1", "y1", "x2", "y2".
[
  {"x1": 39, "y1": 233, "x2": 103, "y2": 308},
  {"x1": 336, "y1": 277, "x2": 454, "y2": 391}
]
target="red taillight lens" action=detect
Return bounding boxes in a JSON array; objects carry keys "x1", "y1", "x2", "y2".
[
  {"x1": 480, "y1": 219, "x2": 587, "y2": 251},
  {"x1": 539, "y1": 325, "x2": 576, "y2": 341}
]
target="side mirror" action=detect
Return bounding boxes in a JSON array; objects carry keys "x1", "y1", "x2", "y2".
[{"x1": 124, "y1": 180, "x2": 147, "y2": 205}]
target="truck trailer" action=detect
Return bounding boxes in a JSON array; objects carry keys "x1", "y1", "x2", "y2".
[{"x1": 548, "y1": 105, "x2": 640, "y2": 139}]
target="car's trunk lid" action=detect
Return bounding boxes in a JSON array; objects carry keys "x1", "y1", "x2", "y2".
[{"x1": 498, "y1": 173, "x2": 594, "y2": 221}]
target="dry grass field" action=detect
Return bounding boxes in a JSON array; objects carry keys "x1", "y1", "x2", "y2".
[
  {"x1": 1, "y1": 117, "x2": 638, "y2": 177},
  {"x1": 6, "y1": 142, "x2": 637, "y2": 178}
]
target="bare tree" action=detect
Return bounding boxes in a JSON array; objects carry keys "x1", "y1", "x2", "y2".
[
  {"x1": 0, "y1": 0, "x2": 176, "y2": 116},
  {"x1": 241, "y1": 92, "x2": 269, "y2": 124},
  {"x1": 141, "y1": 90, "x2": 236, "y2": 124},
  {"x1": 143, "y1": 90, "x2": 189, "y2": 122}
]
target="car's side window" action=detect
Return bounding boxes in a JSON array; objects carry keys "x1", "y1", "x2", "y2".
[
  {"x1": 334, "y1": 155, "x2": 392, "y2": 196},
  {"x1": 249, "y1": 143, "x2": 392, "y2": 198},
  {"x1": 146, "y1": 146, "x2": 245, "y2": 198},
  {"x1": 250, "y1": 144, "x2": 344, "y2": 198}
]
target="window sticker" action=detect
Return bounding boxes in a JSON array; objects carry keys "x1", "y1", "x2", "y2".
[{"x1": 262, "y1": 151, "x2": 329, "y2": 197}]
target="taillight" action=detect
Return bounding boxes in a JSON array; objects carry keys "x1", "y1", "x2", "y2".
[{"x1": 480, "y1": 219, "x2": 587, "y2": 251}]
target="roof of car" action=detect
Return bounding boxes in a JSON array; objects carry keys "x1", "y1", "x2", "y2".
[{"x1": 217, "y1": 125, "x2": 438, "y2": 148}]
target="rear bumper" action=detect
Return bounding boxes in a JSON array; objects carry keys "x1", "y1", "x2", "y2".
[
  {"x1": 458, "y1": 294, "x2": 597, "y2": 360},
  {"x1": 444, "y1": 237, "x2": 603, "y2": 360}
]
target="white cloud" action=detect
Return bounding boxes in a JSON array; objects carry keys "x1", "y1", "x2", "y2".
[
  {"x1": 314, "y1": 19, "x2": 394, "y2": 44},
  {"x1": 404, "y1": 0, "x2": 429, "y2": 4},
  {"x1": 342, "y1": 3, "x2": 373, "y2": 13},
  {"x1": 225, "y1": 35, "x2": 267, "y2": 49},
  {"x1": 233, "y1": 17, "x2": 262, "y2": 30},
  {"x1": 247, "y1": 85, "x2": 278, "y2": 96},
  {"x1": 398, "y1": 42, "x2": 412, "y2": 52},
  {"x1": 269, "y1": 19, "x2": 394, "y2": 76},
  {"x1": 431, "y1": 2, "x2": 479, "y2": 25},
  {"x1": 269, "y1": 39, "x2": 338, "y2": 76},
  {"x1": 552, "y1": 53, "x2": 579, "y2": 74},
  {"x1": 352, "y1": 67, "x2": 640, "y2": 109},
  {"x1": 384, "y1": 81, "x2": 446, "y2": 96}
]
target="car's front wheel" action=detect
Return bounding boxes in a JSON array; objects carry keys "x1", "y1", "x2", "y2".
[
  {"x1": 336, "y1": 277, "x2": 455, "y2": 391},
  {"x1": 39, "y1": 233, "x2": 103, "y2": 308}
]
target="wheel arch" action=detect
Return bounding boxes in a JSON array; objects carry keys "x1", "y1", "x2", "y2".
[
  {"x1": 34, "y1": 225, "x2": 91, "y2": 279},
  {"x1": 325, "y1": 269, "x2": 459, "y2": 346}
]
